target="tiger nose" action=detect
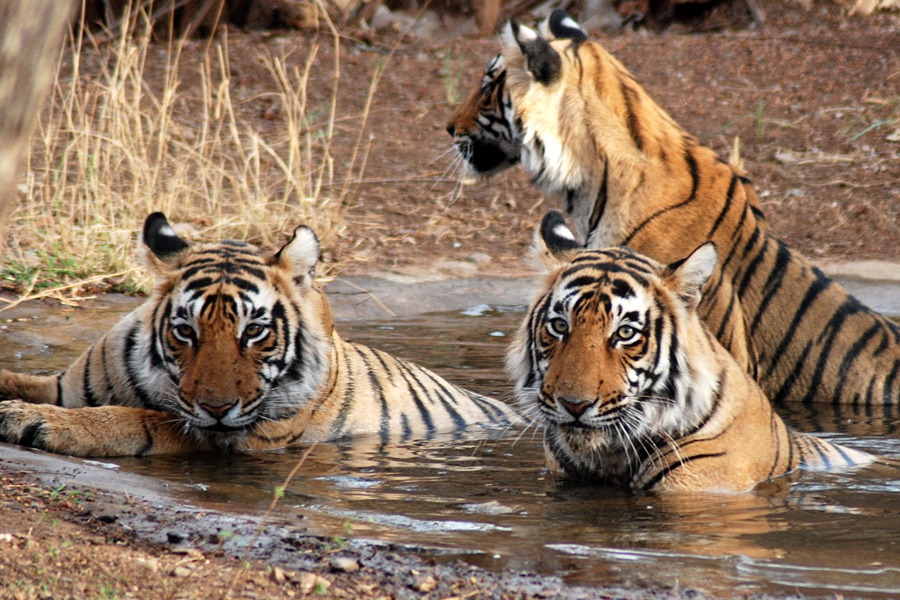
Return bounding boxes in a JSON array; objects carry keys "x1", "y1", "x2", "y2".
[
  {"x1": 558, "y1": 398, "x2": 594, "y2": 418},
  {"x1": 446, "y1": 122, "x2": 456, "y2": 136},
  {"x1": 199, "y1": 401, "x2": 237, "y2": 420}
]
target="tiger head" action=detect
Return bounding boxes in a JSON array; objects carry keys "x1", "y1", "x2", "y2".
[
  {"x1": 139, "y1": 213, "x2": 333, "y2": 435},
  {"x1": 508, "y1": 211, "x2": 718, "y2": 479},
  {"x1": 446, "y1": 11, "x2": 589, "y2": 179},
  {"x1": 446, "y1": 53, "x2": 520, "y2": 177}
]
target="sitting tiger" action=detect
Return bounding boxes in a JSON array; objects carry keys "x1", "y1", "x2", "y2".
[
  {"x1": 448, "y1": 11, "x2": 900, "y2": 408},
  {"x1": 509, "y1": 211, "x2": 871, "y2": 492},
  {"x1": 0, "y1": 213, "x2": 517, "y2": 457}
]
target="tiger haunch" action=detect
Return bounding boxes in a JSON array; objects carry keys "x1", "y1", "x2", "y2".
[
  {"x1": 509, "y1": 211, "x2": 871, "y2": 493},
  {"x1": 0, "y1": 213, "x2": 517, "y2": 457},
  {"x1": 449, "y1": 11, "x2": 900, "y2": 407}
]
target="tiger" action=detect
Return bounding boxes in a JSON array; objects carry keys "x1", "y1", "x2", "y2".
[
  {"x1": 448, "y1": 10, "x2": 900, "y2": 407},
  {"x1": 509, "y1": 211, "x2": 871, "y2": 492},
  {"x1": 0, "y1": 213, "x2": 517, "y2": 457}
]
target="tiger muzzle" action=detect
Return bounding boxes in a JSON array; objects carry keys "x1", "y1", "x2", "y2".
[
  {"x1": 557, "y1": 397, "x2": 594, "y2": 419},
  {"x1": 197, "y1": 399, "x2": 237, "y2": 420}
]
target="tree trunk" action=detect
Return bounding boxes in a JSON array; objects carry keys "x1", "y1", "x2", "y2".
[{"x1": 0, "y1": 0, "x2": 75, "y2": 254}]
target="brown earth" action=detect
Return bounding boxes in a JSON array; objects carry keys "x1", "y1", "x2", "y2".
[{"x1": 1, "y1": 1, "x2": 900, "y2": 598}]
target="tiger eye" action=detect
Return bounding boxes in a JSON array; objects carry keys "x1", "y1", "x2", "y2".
[
  {"x1": 244, "y1": 324, "x2": 264, "y2": 337},
  {"x1": 615, "y1": 324, "x2": 641, "y2": 344},
  {"x1": 173, "y1": 324, "x2": 194, "y2": 340},
  {"x1": 547, "y1": 318, "x2": 569, "y2": 337}
]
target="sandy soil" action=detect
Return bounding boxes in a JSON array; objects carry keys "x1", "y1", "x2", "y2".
[{"x1": 1, "y1": 1, "x2": 899, "y2": 597}]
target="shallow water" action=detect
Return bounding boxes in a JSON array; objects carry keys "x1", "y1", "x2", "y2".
[{"x1": 5, "y1": 299, "x2": 900, "y2": 597}]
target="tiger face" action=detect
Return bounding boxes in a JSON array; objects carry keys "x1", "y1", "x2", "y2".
[
  {"x1": 509, "y1": 211, "x2": 718, "y2": 481},
  {"x1": 446, "y1": 54, "x2": 521, "y2": 177},
  {"x1": 141, "y1": 213, "x2": 332, "y2": 433}
]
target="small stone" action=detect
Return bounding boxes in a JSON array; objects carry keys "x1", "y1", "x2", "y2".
[
  {"x1": 414, "y1": 575, "x2": 436, "y2": 592},
  {"x1": 133, "y1": 558, "x2": 159, "y2": 574},
  {"x1": 297, "y1": 572, "x2": 331, "y2": 594},
  {"x1": 774, "y1": 149, "x2": 800, "y2": 164},
  {"x1": 271, "y1": 566, "x2": 288, "y2": 584},
  {"x1": 329, "y1": 556, "x2": 360, "y2": 573},
  {"x1": 467, "y1": 253, "x2": 492, "y2": 266},
  {"x1": 170, "y1": 565, "x2": 193, "y2": 577},
  {"x1": 369, "y1": 5, "x2": 394, "y2": 31}
]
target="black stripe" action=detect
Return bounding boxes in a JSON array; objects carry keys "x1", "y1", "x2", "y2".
[
  {"x1": 884, "y1": 360, "x2": 900, "y2": 406},
  {"x1": 329, "y1": 343, "x2": 356, "y2": 439},
  {"x1": 707, "y1": 174, "x2": 738, "y2": 239},
  {"x1": 621, "y1": 148, "x2": 699, "y2": 247},
  {"x1": 392, "y1": 362, "x2": 437, "y2": 435},
  {"x1": 82, "y1": 347, "x2": 99, "y2": 407},
  {"x1": 772, "y1": 341, "x2": 814, "y2": 405},
  {"x1": 748, "y1": 240, "x2": 792, "y2": 335},
  {"x1": 640, "y1": 452, "x2": 726, "y2": 491},
  {"x1": 799, "y1": 299, "x2": 868, "y2": 405},
  {"x1": 620, "y1": 83, "x2": 644, "y2": 152},
  {"x1": 831, "y1": 323, "x2": 881, "y2": 404},
  {"x1": 587, "y1": 164, "x2": 609, "y2": 239},
  {"x1": 364, "y1": 347, "x2": 394, "y2": 440},
  {"x1": 137, "y1": 421, "x2": 155, "y2": 456},
  {"x1": 737, "y1": 237, "x2": 771, "y2": 299},
  {"x1": 762, "y1": 274, "x2": 830, "y2": 385},
  {"x1": 765, "y1": 410, "x2": 783, "y2": 479},
  {"x1": 413, "y1": 366, "x2": 469, "y2": 430}
]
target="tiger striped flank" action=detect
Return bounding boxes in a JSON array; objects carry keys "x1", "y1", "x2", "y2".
[
  {"x1": 448, "y1": 10, "x2": 900, "y2": 407},
  {"x1": 0, "y1": 213, "x2": 517, "y2": 457},
  {"x1": 509, "y1": 212, "x2": 871, "y2": 492}
]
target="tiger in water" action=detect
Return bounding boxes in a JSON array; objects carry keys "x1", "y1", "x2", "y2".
[
  {"x1": 508, "y1": 211, "x2": 871, "y2": 492},
  {"x1": 0, "y1": 213, "x2": 517, "y2": 456}
]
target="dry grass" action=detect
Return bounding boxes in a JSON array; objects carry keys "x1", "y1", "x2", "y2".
[{"x1": 1, "y1": 7, "x2": 365, "y2": 300}]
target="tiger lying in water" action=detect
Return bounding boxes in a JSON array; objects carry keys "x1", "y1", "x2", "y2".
[
  {"x1": 448, "y1": 11, "x2": 900, "y2": 408},
  {"x1": 0, "y1": 213, "x2": 517, "y2": 457},
  {"x1": 509, "y1": 212, "x2": 871, "y2": 492}
]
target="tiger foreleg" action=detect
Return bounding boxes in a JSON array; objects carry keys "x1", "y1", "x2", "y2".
[
  {"x1": 0, "y1": 369, "x2": 60, "y2": 403},
  {"x1": 0, "y1": 401, "x2": 204, "y2": 457}
]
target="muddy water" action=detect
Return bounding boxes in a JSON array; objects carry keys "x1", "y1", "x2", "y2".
[{"x1": 5, "y1": 297, "x2": 900, "y2": 597}]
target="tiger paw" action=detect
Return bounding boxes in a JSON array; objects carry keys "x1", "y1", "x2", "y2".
[{"x1": 0, "y1": 400, "x2": 54, "y2": 450}]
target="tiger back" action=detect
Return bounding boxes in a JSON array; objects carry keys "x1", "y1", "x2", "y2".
[
  {"x1": 0, "y1": 213, "x2": 517, "y2": 457},
  {"x1": 509, "y1": 212, "x2": 870, "y2": 493},
  {"x1": 449, "y1": 11, "x2": 900, "y2": 408}
]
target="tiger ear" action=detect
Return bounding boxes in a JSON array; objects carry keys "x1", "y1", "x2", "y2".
[
  {"x1": 531, "y1": 211, "x2": 582, "y2": 270},
  {"x1": 275, "y1": 224, "x2": 320, "y2": 282},
  {"x1": 541, "y1": 9, "x2": 587, "y2": 42},
  {"x1": 142, "y1": 212, "x2": 190, "y2": 277},
  {"x1": 663, "y1": 242, "x2": 718, "y2": 309},
  {"x1": 501, "y1": 20, "x2": 561, "y2": 85}
]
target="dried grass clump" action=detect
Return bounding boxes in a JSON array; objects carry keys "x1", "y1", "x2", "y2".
[{"x1": 3, "y1": 8, "x2": 362, "y2": 302}]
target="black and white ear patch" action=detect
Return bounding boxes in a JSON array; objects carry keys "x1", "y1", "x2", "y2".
[
  {"x1": 547, "y1": 9, "x2": 587, "y2": 42},
  {"x1": 507, "y1": 20, "x2": 562, "y2": 85},
  {"x1": 540, "y1": 211, "x2": 582, "y2": 252},
  {"x1": 143, "y1": 212, "x2": 189, "y2": 259}
]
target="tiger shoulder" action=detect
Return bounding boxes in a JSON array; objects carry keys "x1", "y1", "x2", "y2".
[
  {"x1": 0, "y1": 213, "x2": 518, "y2": 457},
  {"x1": 508, "y1": 211, "x2": 871, "y2": 493}
]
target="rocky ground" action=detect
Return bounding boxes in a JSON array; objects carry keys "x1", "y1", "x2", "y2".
[{"x1": 1, "y1": 0, "x2": 899, "y2": 597}]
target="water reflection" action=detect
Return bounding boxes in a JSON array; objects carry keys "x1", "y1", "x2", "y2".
[{"x1": 6, "y1": 300, "x2": 900, "y2": 596}]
